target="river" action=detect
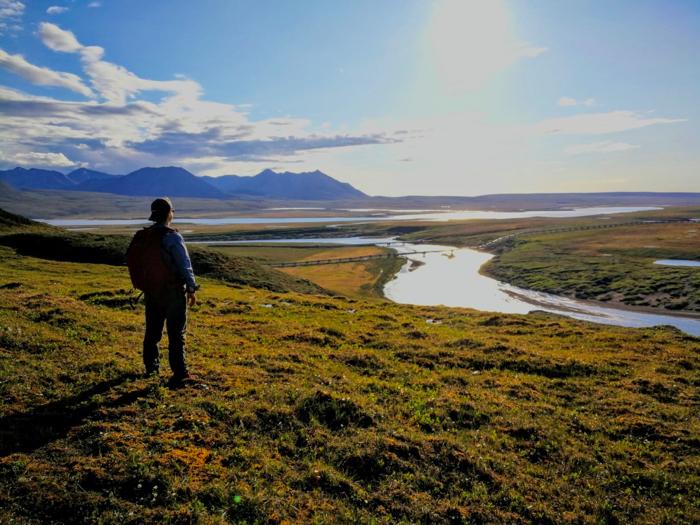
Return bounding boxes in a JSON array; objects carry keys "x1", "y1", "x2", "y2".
[
  {"x1": 194, "y1": 235, "x2": 700, "y2": 336},
  {"x1": 384, "y1": 242, "x2": 700, "y2": 336}
]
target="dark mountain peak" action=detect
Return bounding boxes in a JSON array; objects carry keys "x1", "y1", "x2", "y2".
[
  {"x1": 204, "y1": 168, "x2": 366, "y2": 200},
  {"x1": 255, "y1": 168, "x2": 331, "y2": 179},
  {"x1": 128, "y1": 166, "x2": 195, "y2": 176},
  {"x1": 0, "y1": 166, "x2": 74, "y2": 190},
  {"x1": 67, "y1": 167, "x2": 115, "y2": 185},
  {"x1": 1, "y1": 164, "x2": 365, "y2": 200},
  {"x1": 94, "y1": 165, "x2": 225, "y2": 198},
  {"x1": 69, "y1": 167, "x2": 111, "y2": 176},
  {"x1": 5, "y1": 166, "x2": 60, "y2": 175}
]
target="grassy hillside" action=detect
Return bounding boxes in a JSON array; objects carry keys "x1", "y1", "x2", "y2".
[
  {"x1": 210, "y1": 244, "x2": 404, "y2": 299},
  {"x1": 0, "y1": 224, "x2": 325, "y2": 296},
  {"x1": 0, "y1": 207, "x2": 49, "y2": 230},
  {"x1": 281, "y1": 255, "x2": 405, "y2": 299},
  {"x1": 0, "y1": 246, "x2": 698, "y2": 524}
]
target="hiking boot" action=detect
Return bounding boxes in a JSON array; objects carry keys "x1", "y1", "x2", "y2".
[{"x1": 168, "y1": 372, "x2": 197, "y2": 387}]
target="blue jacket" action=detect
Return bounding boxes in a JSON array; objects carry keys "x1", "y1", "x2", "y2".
[{"x1": 153, "y1": 224, "x2": 199, "y2": 293}]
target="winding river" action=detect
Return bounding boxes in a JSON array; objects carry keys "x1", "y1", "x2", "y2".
[
  {"x1": 384, "y1": 242, "x2": 700, "y2": 336},
  {"x1": 196, "y1": 236, "x2": 700, "y2": 336}
]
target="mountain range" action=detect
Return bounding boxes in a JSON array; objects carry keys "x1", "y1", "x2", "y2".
[
  {"x1": 202, "y1": 169, "x2": 366, "y2": 200},
  {"x1": 0, "y1": 166, "x2": 368, "y2": 200}
]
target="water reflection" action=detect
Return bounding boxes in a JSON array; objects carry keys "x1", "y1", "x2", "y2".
[
  {"x1": 654, "y1": 259, "x2": 700, "y2": 268},
  {"x1": 385, "y1": 243, "x2": 700, "y2": 336},
  {"x1": 39, "y1": 206, "x2": 660, "y2": 227}
]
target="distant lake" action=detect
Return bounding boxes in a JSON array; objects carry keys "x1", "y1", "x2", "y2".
[
  {"x1": 654, "y1": 259, "x2": 700, "y2": 267},
  {"x1": 40, "y1": 206, "x2": 661, "y2": 227}
]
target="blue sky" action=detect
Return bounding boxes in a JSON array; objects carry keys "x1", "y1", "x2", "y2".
[{"x1": 0, "y1": 0, "x2": 697, "y2": 195}]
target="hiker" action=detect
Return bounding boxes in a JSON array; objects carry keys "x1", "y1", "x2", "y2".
[{"x1": 127, "y1": 197, "x2": 199, "y2": 384}]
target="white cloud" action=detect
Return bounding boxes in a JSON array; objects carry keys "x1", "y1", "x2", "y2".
[
  {"x1": 536, "y1": 110, "x2": 684, "y2": 135},
  {"x1": 564, "y1": 141, "x2": 640, "y2": 155},
  {"x1": 39, "y1": 22, "x2": 201, "y2": 104},
  {"x1": 6, "y1": 21, "x2": 688, "y2": 194},
  {"x1": 39, "y1": 22, "x2": 82, "y2": 52},
  {"x1": 88, "y1": 1, "x2": 101, "y2": 7},
  {"x1": 558, "y1": 96, "x2": 596, "y2": 107},
  {"x1": 47, "y1": 6, "x2": 68, "y2": 15},
  {"x1": 1, "y1": 150, "x2": 77, "y2": 167},
  {"x1": 0, "y1": 48, "x2": 94, "y2": 97},
  {"x1": 517, "y1": 44, "x2": 548, "y2": 58},
  {"x1": 0, "y1": 66, "x2": 393, "y2": 173},
  {"x1": 0, "y1": 0, "x2": 24, "y2": 35}
]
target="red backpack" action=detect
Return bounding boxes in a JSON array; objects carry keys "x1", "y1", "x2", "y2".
[{"x1": 126, "y1": 226, "x2": 178, "y2": 293}]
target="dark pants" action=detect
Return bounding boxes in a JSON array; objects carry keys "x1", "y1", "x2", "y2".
[{"x1": 143, "y1": 287, "x2": 188, "y2": 377}]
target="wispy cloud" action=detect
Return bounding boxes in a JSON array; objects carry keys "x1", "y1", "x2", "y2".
[
  {"x1": 0, "y1": 23, "x2": 401, "y2": 173},
  {"x1": 39, "y1": 22, "x2": 201, "y2": 104},
  {"x1": 46, "y1": 6, "x2": 68, "y2": 15},
  {"x1": 87, "y1": 1, "x2": 101, "y2": 7},
  {"x1": 517, "y1": 44, "x2": 548, "y2": 58},
  {"x1": 564, "y1": 141, "x2": 639, "y2": 155},
  {"x1": 0, "y1": 49, "x2": 94, "y2": 97},
  {"x1": 0, "y1": 0, "x2": 24, "y2": 35},
  {"x1": 536, "y1": 111, "x2": 685, "y2": 135},
  {"x1": 0, "y1": 150, "x2": 77, "y2": 167},
  {"x1": 39, "y1": 22, "x2": 83, "y2": 52},
  {"x1": 557, "y1": 97, "x2": 595, "y2": 107}
]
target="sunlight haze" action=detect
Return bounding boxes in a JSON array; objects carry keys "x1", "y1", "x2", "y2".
[{"x1": 0, "y1": 0, "x2": 697, "y2": 195}]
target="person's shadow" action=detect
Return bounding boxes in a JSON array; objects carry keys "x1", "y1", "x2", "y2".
[{"x1": 0, "y1": 372, "x2": 149, "y2": 456}]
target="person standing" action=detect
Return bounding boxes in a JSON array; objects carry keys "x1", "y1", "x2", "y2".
[{"x1": 127, "y1": 197, "x2": 199, "y2": 384}]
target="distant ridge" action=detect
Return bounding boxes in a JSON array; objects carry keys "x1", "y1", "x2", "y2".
[
  {"x1": 82, "y1": 166, "x2": 227, "y2": 198},
  {"x1": 0, "y1": 166, "x2": 367, "y2": 200},
  {"x1": 0, "y1": 167, "x2": 74, "y2": 190},
  {"x1": 2, "y1": 166, "x2": 700, "y2": 209},
  {"x1": 203, "y1": 169, "x2": 367, "y2": 200},
  {"x1": 67, "y1": 168, "x2": 116, "y2": 185}
]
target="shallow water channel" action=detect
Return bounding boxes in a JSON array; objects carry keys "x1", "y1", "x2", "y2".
[
  {"x1": 384, "y1": 242, "x2": 700, "y2": 336},
  {"x1": 654, "y1": 259, "x2": 700, "y2": 268}
]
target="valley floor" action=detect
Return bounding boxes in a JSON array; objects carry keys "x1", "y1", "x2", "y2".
[{"x1": 1, "y1": 246, "x2": 699, "y2": 524}]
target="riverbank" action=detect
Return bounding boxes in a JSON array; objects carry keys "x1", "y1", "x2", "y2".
[{"x1": 480, "y1": 221, "x2": 700, "y2": 313}]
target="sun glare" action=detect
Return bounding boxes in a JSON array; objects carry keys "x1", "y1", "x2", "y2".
[{"x1": 426, "y1": 0, "x2": 518, "y2": 92}]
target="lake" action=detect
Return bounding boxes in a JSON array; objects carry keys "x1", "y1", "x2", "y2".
[
  {"x1": 39, "y1": 206, "x2": 660, "y2": 227},
  {"x1": 654, "y1": 259, "x2": 700, "y2": 267}
]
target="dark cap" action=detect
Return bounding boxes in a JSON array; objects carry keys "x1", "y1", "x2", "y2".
[{"x1": 148, "y1": 197, "x2": 173, "y2": 222}]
